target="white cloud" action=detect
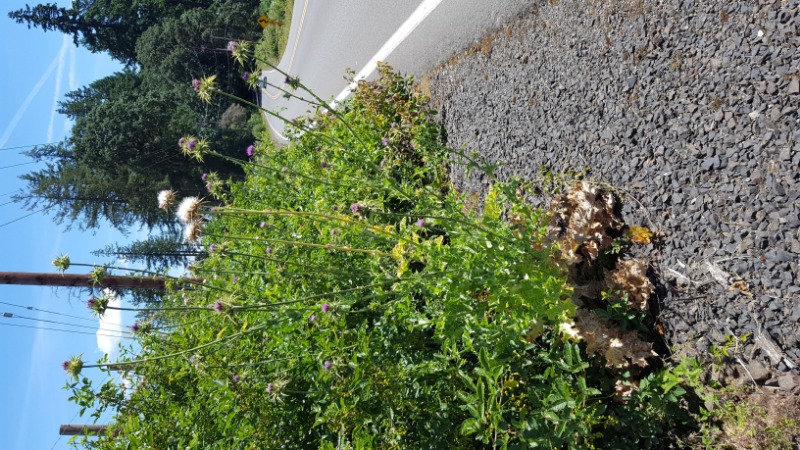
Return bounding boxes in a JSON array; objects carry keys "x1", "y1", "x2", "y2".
[
  {"x1": 47, "y1": 36, "x2": 70, "y2": 143},
  {"x1": 97, "y1": 289, "x2": 123, "y2": 356}
]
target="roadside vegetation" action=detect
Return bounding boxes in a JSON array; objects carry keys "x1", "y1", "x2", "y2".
[
  {"x1": 256, "y1": 0, "x2": 295, "y2": 66},
  {"x1": 60, "y1": 45, "x2": 714, "y2": 448},
  {"x1": 8, "y1": 1, "x2": 799, "y2": 449}
]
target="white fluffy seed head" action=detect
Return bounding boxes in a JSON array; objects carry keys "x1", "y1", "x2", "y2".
[
  {"x1": 157, "y1": 189, "x2": 177, "y2": 211},
  {"x1": 184, "y1": 221, "x2": 203, "y2": 243},
  {"x1": 176, "y1": 196, "x2": 203, "y2": 224}
]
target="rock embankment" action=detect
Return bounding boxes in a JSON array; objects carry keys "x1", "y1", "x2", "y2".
[{"x1": 423, "y1": 0, "x2": 800, "y2": 383}]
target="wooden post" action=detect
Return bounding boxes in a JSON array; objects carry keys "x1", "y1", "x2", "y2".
[{"x1": 0, "y1": 272, "x2": 202, "y2": 290}]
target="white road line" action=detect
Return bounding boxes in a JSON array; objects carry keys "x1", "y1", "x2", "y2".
[
  {"x1": 333, "y1": 0, "x2": 445, "y2": 104},
  {"x1": 267, "y1": 0, "x2": 446, "y2": 141}
]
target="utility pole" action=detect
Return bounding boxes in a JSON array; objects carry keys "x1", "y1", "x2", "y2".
[{"x1": 0, "y1": 271, "x2": 202, "y2": 290}]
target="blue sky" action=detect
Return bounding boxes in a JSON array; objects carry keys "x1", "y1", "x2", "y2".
[{"x1": 1, "y1": 2, "x2": 141, "y2": 448}]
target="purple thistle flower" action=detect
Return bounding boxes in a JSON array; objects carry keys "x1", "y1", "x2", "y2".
[
  {"x1": 259, "y1": 221, "x2": 266, "y2": 228},
  {"x1": 242, "y1": 71, "x2": 250, "y2": 81},
  {"x1": 323, "y1": 360, "x2": 332, "y2": 371},
  {"x1": 381, "y1": 137, "x2": 389, "y2": 147},
  {"x1": 191, "y1": 79, "x2": 201, "y2": 91},
  {"x1": 332, "y1": 205, "x2": 338, "y2": 211},
  {"x1": 178, "y1": 137, "x2": 186, "y2": 147},
  {"x1": 226, "y1": 41, "x2": 237, "y2": 52},
  {"x1": 201, "y1": 173, "x2": 208, "y2": 181},
  {"x1": 187, "y1": 139, "x2": 197, "y2": 150},
  {"x1": 209, "y1": 244, "x2": 216, "y2": 253},
  {"x1": 315, "y1": 145, "x2": 321, "y2": 152},
  {"x1": 266, "y1": 383, "x2": 274, "y2": 394},
  {"x1": 232, "y1": 374, "x2": 240, "y2": 383},
  {"x1": 291, "y1": 118, "x2": 297, "y2": 125},
  {"x1": 246, "y1": 145, "x2": 255, "y2": 156},
  {"x1": 330, "y1": 229, "x2": 337, "y2": 235},
  {"x1": 213, "y1": 301, "x2": 224, "y2": 313},
  {"x1": 309, "y1": 314, "x2": 316, "y2": 323},
  {"x1": 416, "y1": 218, "x2": 425, "y2": 228},
  {"x1": 86, "y1": 297, "x2": 96, "y2": 309},
  {"x1": 391, "y1": 122, "x2": 398, "y2": 129},
  {"x1": 322, "y1": 303, "x2": 329, "y2": 313},
  {"x1": 350, "y1": 203, "x2": 360, "y2": 214},
  {"x1": 62, "y1": 360, "x2": 70, "y2": 371},
  {"x1": 284, "y1": 76, "x2": 291, "y2": 84},
  {"x1": 266, "y1": 247, "x2": 273, "y2": 254},
  {"x1": 232, "y1": 276, "x2": 239, "y2": 284},
  {"x1": 320, "y1": 161, "x2": 327, "y2": 168},
  {"x1": 131, "y1": 321, "x2": 140, "y2": 333}
]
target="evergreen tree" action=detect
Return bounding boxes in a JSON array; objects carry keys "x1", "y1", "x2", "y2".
[
  {"x1": 8, "y1": 0, "x2": 222, "y2": 63},
  {"x1": 15, "y1": 159, "x2": 176, "y2": 231},
  {"x1": 93, "y1": 232, "x2": 206, "y2": 271}
]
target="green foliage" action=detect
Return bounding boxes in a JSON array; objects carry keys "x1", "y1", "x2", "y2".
[
  {"x1": 698, "y1": 385, "x2": 800, "y2": 450},
  {"x1": 16, "y1": 158, "x2": 174, "y2": 230},
  {"x1": 596, "y1": 290, "x2": 650, "y2": 334},
  {"x1": 709, "y1": 333, "x2": 751, "y2": 361},
  {"x1": 8, "y1": 0, "x2": 231, "y2": 63},
  {"x1": 135, "y1": 2, "x2": 261, "y2": 90},
  {"x1": 66, "y1": 67, "x2": 705, "y2": 449},
  {"x1": 18, "y1": 66, "x2": 251, "y2": 231},
  {"x1": 92, "y1": 231, "x2": 204, "y2": 272},
  {"x1": 254, "y1": 0, "x2": 293, "y2": 65}
]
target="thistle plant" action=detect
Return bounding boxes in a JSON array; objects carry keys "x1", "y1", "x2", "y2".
[
  {"x1": 64, "y1": 47, "x2": 705, "y2": 450},
  {"x1": 52, "y1": 254, "x2": 70, "y2": 273}
]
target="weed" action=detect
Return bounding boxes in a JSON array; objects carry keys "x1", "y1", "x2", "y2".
[
  {"x1": 670, "y1": 50, "x2": 683, "y2": 71},
  {"x1": 699, "y1": 386, "x2": 800, "y2": 449},
  {"x1": 63, "y1": 50, "x2": 708, "y2": 450}
]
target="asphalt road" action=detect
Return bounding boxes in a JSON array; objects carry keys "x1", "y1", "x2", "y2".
[{"x1": 259, "y1": 0, "x2": 533, "y2": 141}]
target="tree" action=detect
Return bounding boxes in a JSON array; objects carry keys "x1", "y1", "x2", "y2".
[
  {"x1": 93, "y1": 232, "x2": 206, "y2": 271},
  {"x1": 16, "y1": 159, "x2": 176, "y2": 231},
  {"x1": 135, "y1": 3, "x2": 260, "y2": 94},
  {"x1": 8, "y1": 0, "x2": 222, "y2": 63},
  {"x1": 17, "y1": 69, "x2": 248, "y2": 232}
]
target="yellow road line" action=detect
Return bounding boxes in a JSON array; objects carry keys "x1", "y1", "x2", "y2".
[{"x1": 263, "y1": 0, "x2": 310, "y2": 100}]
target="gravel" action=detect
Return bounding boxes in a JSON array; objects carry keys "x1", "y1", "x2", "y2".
[{"x1": 423, "y1": 0, "x2": 800, "y2": 374}]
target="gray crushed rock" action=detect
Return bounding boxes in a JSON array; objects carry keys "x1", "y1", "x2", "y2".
[{"x1": 424, "y1": 0, "x2": 800, "y2": 372}]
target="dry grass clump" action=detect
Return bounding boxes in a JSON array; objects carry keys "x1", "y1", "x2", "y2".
[{"x1": 701, "y1": 387, "x2": 800, "y2": 449}]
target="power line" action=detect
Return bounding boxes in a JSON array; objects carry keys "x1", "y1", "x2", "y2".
[
  {"x1": 0, "y1": 299, "x2": 99, "y2": 324},
  {"x1": 0, "y1": 161, "x2": 37, "y2": 170},
  {"x1": 0, "y1": 322, "x2": 132, "y2": 340},
  {"x1": 50, "y1": 409, "x2": 80, "y2": 450},
  {"x1": 0, "y1": 143, "x2": 55, "y2": 152},
  {"x1": 3, "y1": 312, "x2": 128, "y2": 333},
  {"x1": 0, "y1": 206, "x2": 50, "y2": 228}
]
